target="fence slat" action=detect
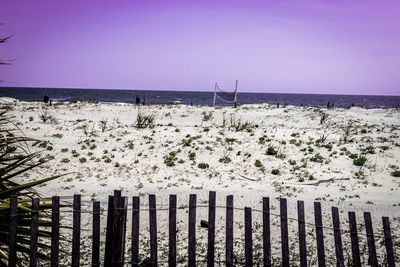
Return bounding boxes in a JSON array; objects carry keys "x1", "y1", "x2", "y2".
[
  {"x1": 207, "y1": 191, "x2": 216, "y2": 267},
  {"x1": 92, "y1": 201, "x2": 100, "y2": 267},
  {"x1": 280, "y1": 198, "x2": 289, "y2": 267},
  {"x1": 263, "y1": 197, "x2": 271, "y2": 267},
  {"x1": 188, "y1": 194, "x2": 197, "y2": 267},
  {"x1": 297, "y1": 200, "x2": 307, "y2": 267},
  {"x1": 382, "y1": 217, "x2": 395, "y2": 267},
  {"x1": 9, "y1": 195, "x2": 18, "y2": 267},
  {"x1": 244, "y1": 207, "x2": 253, "y2": 267},
  {"x1": 51, "y1": 196, "x2": 60, "y2": 267},
  {"x1": 104, "y1": 195, "x2": 114, "y2": 266},
  {"x1": 331, "y1": 207, "x2": 344, "y2": 267},
  {"x1": 364, "y1": 212, "x2": 378, "y2": 267},
  {"x1": 72, "y1": 194, "x2": 81, "y2": 267},
  {"x1": 149, "y1": 194, "x2": 158, "y2": 267},
  {"x1": 169, "y1": 195, "x2": 177, "y2": 267},
  {"x1": 29, "y1": 197, "x2": 39, "y2": 267},
  {"x1": 314, "y1": 202, "x2": 325, "y2": 267},
  {"x1": 121, "y1": 197, "x2": 128, "y2": 264},
  {"x1": 112, "y1": 190, "x2": 123, "y2": 267},
  {"x1": 226, "y1": 195, "x2": 234, "y2": 267},
  {"x1": 348, "y1": 212, "x2": 361, "y2": 267},
  {"x1": 132, "y1": 196, "x2": 140, "y2": 267}
]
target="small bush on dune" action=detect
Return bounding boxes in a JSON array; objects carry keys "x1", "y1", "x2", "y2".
[
  {"x1": 136, "y1": 109, "x2": 155, "y2": 128},
  {"x1": 353, "y1": 155, "x2": 367, "y2": 166},
  {"x1": 198, "y1": 162, "x2": 209, "y2": 169},
  {"x1": 266, "y1": 146, "x2": 278, "y2": 156}
]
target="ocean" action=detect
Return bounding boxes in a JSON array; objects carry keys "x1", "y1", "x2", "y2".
[{"x1": 0, "y1": 87, "x2": 399, "y2": 109}]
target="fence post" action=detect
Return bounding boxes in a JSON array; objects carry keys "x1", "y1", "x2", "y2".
[
  {"x1": 29, "y1": 197, "x2": 39, "y2": 267},
  {"x1": 112, "y1": 190, "x2": 123, "y2": 267},
  {"x1": 169, "y1": 195, "x2": 177, "y2": 267},
  {"x1": 9, "y1": 195, "x2": 18, "y2": 267},
  {"x1": 348, "y1": 212, "x2": 361, "y2": 267},
  {"x1": 331, "y1": 207, "x2": 344, "y2": 267},
  {"x1": 226, "y1": 195, "x2": 234, "y2": 267},
  {"x1": 104, "y1": 195, "x2": 114, "y2": 266},
  {"x1": 314, "y1": 202, "x2": 325, "y2": 267},
  {"x1": 72, "y1": 194, "x2": 81, "y2": 267},
  {"x1": 131, "y1": 196, "x2": 140, "y2": 267},
  {"x1": 188, "y1": 194, "x2": 197, "y2": 267},
  {"x1": 149, "y1": 194, "x2": 158, "y2": 267},
  {"x1": 280, "y1": 198, "x2": 289, "y2": 267},
  {"x1": 364, "y1": 212, "x2": 378, "y2": 267},
  {"x1": 244, "y1": 207, "x2": 253, "y2": 267},
  {"x1": 207, "y1": 191, "x2": 216, "y2": 267},
  {"x1": 51, "y1": 196, "x2": 60, "y2": 267},
  {"x1": 121, "y1": 197, "x2": 128, "y2": 264},
  {"x1": 92, "y1": 201, "x2": 101, "y2": 267},
  {"x1": 263, "y1": 197, "x2": 271, "y2": 267},
  {"x1": 382, "y1": 217, "x2": 395, "y2": 267},
  {"x1": 297, "y1": 200, "x2": 307, "y2": 267}
]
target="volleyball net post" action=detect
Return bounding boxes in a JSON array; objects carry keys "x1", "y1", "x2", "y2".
[{"x1": 213, "y1": 80, "x2": 238, "y2": 108}]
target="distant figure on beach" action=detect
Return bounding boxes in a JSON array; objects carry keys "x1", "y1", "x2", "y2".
[
  {"x1": 277, "y1": 102, "x2": 280, "y2": 108},
  {"x1": 327, "y1": 102, "x2": 331, "y2": 109},
  {"x1": 135, "y1": 96, "x2": 140, "y2": 105},
  {"x1": 43, "y1": 95, "x2": 49, "y2": 104},
  {"x1": 142, "y1": 97, "x2": 146, "y2": 105}
]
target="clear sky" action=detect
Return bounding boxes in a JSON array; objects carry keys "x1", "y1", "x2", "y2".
[{"x1": 1, "y1": 0, "x2": 399, "y2": 95}]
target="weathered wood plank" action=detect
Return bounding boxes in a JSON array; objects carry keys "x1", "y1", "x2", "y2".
[
  {"x1": 112, "y1": 190, "x2": 123, "y2": 267},
  {"x1": 51, "y1": 196, "x2": 60, "y2": 267},
  {"x1": 149, "y1": 194, "x2": 158, "y2": 267},
  {"x1": 169, "y1": 195, "x2": 177, "y2": 267},
  {"x1": 348, "y1": 212, "x2": 361, "y2": 267},
  {"x1": 314, "y1": 202, "x2": 325, "y2": 267},
  {"x1": 29, "y1": 197, "x2": 39, "y2": 267},
  {"x1": 9, "y1": 195, "x2": 18, "y2": 267},
  {"x1": 364, "y1": 212, "x2": 378, "y2": 267},
  {"x1": 207, "y1": 191, "x2": 216, "y2": 267},
  {"x1": 131, "y1": 196, "x2": 140, "y2": 267},
  {"x1": 226, "y1": 195, "x2": 234, "y2": 267},
  {"x1": 297, "y1": 200, "x2": 307, "y2": 267},
  {"x1": 382, "y1": 217, "x2": 395, "y2": 267},
  {"x1": 104, "y1": 195, "x2": 114, "y2": 266},
  {"x1": 331, "y1": 207, "x2": 344, "y2": 267},
  {"x1": 188, "y1": 194, "x2": 197, "y2": 267},
  {"x1": 244, "y1": 207, "x2": 253, "y2": 267},
  {"x1": 92, "y1": 201, "x2": 100, "y2": 267},
  {"x1": 263, "y1": 197, "x2": 271, "y2": 267},
  {"x1": 72, "y1": 194, "x2": 81, "y2": 267},
  {"x1": 280, "y1": 198, "x2": 289, "y2": 267}
]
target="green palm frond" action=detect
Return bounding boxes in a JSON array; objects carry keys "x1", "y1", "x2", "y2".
[{"x1": 0, "y1": 111, "x2": 68, "y2": 266}]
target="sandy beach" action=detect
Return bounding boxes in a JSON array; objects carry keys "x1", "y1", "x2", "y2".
[{"x1": 2, "y1": 98, "x2": 400, "y2": 265}]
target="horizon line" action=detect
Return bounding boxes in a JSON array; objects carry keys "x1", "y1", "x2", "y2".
[{"x1": 1, "y1": 85, "x2": 399, "y2": 97}]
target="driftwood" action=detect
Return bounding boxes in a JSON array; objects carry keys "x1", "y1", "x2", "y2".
[
  {"x1": 238, "y1": 173, "x2": 260, "y2": 181},
  {"x1": 295, "y1": 177, "x2": 350, "y2": 186}
]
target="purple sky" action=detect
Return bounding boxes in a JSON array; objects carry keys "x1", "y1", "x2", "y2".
[{"x1": 1, "y1": 0, "x2": 400, "y2": 95}]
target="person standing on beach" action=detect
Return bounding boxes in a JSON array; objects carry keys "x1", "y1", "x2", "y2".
[
  {"x1": 135, "y1": 95, "x2": 140, "y2": 105},
  {"x1": 43, "y1": 95, "x2": 49, "y2": 104}
]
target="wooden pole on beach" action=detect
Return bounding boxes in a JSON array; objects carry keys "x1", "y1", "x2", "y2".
[
  {"x1": 234, "y1": 80, "x2": 238, "y2": 108},
  {"x1": 213, "y1": 82, "x2": 217, "y2": 107}
]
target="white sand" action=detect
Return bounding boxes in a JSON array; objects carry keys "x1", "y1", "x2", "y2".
[{"x1": 3, "y1": 99, "x2": 400, "y2": 264}]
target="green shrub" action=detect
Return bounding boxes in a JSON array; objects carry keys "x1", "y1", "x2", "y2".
[
  {"x1": 266, "y1": 146, "x2": 278, "y2": 156},
  {"x1": 219, "y1": 156, "x2": 231, "y2": 164},
  {"x1": 353, "y1": 155, "x2": 367, "y2": 166},
  {"x1": 271, "y1": 169, "x2": 280, "y2": 175},
  {"x1": 198, "y1": 163, "x2": 209, "y2": 169},
  {"x1": 391, "y1": 170, "x2": 400, "y2": 177},
  {"x1": 254, "y1": 159, "x2": 263, "y2": 168}
]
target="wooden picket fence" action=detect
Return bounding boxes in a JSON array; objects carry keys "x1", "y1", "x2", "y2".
[{"x1": 7, "y1": 190, "x2": 397, "y2": 266}]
